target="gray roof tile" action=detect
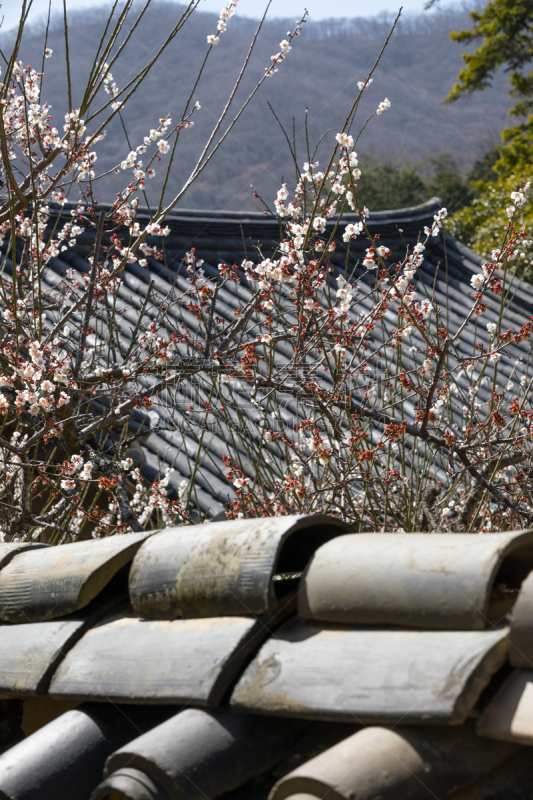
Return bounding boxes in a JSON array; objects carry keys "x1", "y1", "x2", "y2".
[
  {"x1": 32, "y1": 198, "x2": 533, "y2": 509},
  {"x1": 129, "y1": 516, "x2": 352, "y2": 620},
  {"x1": 0, "y1": 616, "x2": 94, "y2": 697},
  {"x1": 298, "y1": 532, "x2": 533, "y2": 630},
  {"x1": 269, "y1": 725, "x2": 513, "y2": 800},
  {"x1": 0, "y1": 703, "x2": 173, "y2": 800},
  {"x1": 93, "y1": 709, "x2": 302, "y2": 800},
  {"x1": 49, "y1": 611, "x2": 272, "y2": 706},
  {"x1": 0, "y1": 532, "x2": 152, "y2": 624},
  {"x1": 230, "y1": 618, "x2": 508, "y2": 724},
  {"x1": 0, "y1": 544, "x2": 47, "y2": 573}
]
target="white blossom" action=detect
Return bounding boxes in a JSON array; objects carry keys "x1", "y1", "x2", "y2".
[{"x1": 376, "y1": 98, "x2": 390, "y2": 115}]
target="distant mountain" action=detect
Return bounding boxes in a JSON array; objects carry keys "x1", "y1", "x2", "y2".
[{"x1": 4, "y1": 2, "x2": 512, "y2": 211}]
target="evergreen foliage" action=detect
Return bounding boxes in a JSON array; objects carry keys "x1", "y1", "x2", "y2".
[
  {"x1": 355, "y1": 151, "x2": 472, "y2": 213},
  {"x1": 446, "y1": 0, "x2": 533, "y2": 175},
  {"x1": 448, "y1": 170, "x2": 533, "y2": 268}
]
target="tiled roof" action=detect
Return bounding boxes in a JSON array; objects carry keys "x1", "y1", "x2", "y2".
[
  {"x1": 0, "y1": 516, "x2": 532, "y2": 799},
  {"x1": 27, "y1": 199, "x2": 533, "y2": 518}
]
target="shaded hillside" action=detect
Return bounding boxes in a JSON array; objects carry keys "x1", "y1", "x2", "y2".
[{"x1": 5, "y1": 2, "x2": 512, "y2": 210}]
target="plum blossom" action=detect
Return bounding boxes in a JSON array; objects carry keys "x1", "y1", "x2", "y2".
[
  {"x1": 363, "y1": 248, "x2": 377, "y2": 269},
  {"x1": 336, "y1": 132, "x2": 354, "y2": 149},
  {"x1": 470, "y1": 274, "x2": 485, "y2": 291},
  {"x1": 376, "y1": 98, "x2": 390, "y2": 115},
  {"x1": 511, "y1": 188, "x2": 528, "y2": 207},
  {"x1": 420, "y1": 300, "x2": 433, "y2": 318},
  {"x1": 80, "y1": 463, "x2": 93, "y2": 480},
  {"x1": 343, "y1": 222, "x2": 363, "y2": 242}
]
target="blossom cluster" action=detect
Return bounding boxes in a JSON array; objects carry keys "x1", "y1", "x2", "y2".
[
  {"x1": 207, "y1": 0, "x2": 238, "y2": 45},
  {"x1": 1, "y1": 5, "x2": 533, "y2": 544}
]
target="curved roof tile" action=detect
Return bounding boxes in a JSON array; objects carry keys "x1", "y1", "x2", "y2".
[
  {"x1": 129, "y1": 515, "x2": 353, "y2": 619},
  {"x1": 0, "y1": 532, "x2": 153, "y2": 624},
  {"x1": 269, "y1": 725, "x2": 513, "y2": 800},
  {"x1": 298, "y1": 531, "x2": 533, "y2": 630},
  {"x1": 94, "y1": 708, "x2": 302, "y2": 800},
  {"x1": 49, "y1": 611, "x2": 271, "y2": 706},
  {"x1": 231, "y1": 618, "x2": 509, "y2": 724}
]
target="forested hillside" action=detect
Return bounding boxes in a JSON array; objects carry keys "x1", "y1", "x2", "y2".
[{"x1": 4, "y1": 2, "x2": 512, "y2": 210}]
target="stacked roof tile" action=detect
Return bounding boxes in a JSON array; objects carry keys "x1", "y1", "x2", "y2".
[{"x1": 0, "y1": 516, "x2": 532, "y2": 799}]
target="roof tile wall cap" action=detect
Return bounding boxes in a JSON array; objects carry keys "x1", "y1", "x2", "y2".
[
  {"x1": 129, "y1": 513, "x2": 353, "y2": 620},
  {"x1": 0, "y1": 530, "x2": 154, "y2": 624},
  {"x1": 298, "y1": 530, "x2": 533, "y2": 630},
  {"x1": 0, "y1": 615, "x2": 91, "y2": 697},
  {"x1": 101, "y1": 708, "x2": 303, "y2": 800}
]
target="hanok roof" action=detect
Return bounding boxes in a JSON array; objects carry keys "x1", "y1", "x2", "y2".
[
  {"x1": 0, "y1": 516, "x2": 532, "y2": 799},
  {"x1": 29, "y1": 198, "x2": 533, "y2": 518}
]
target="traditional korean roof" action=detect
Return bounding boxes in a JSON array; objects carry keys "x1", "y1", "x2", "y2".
[
  {"x1": 20, "y1": 198, "x2": 533, "y2": 519},
  {"x1": 0, "y1": 515, "x2": 532, "y2": 799}
]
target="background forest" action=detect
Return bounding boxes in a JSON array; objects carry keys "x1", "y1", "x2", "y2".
[{"x1": 0, "y1": 2, "x2": 512, "y2": 215}]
